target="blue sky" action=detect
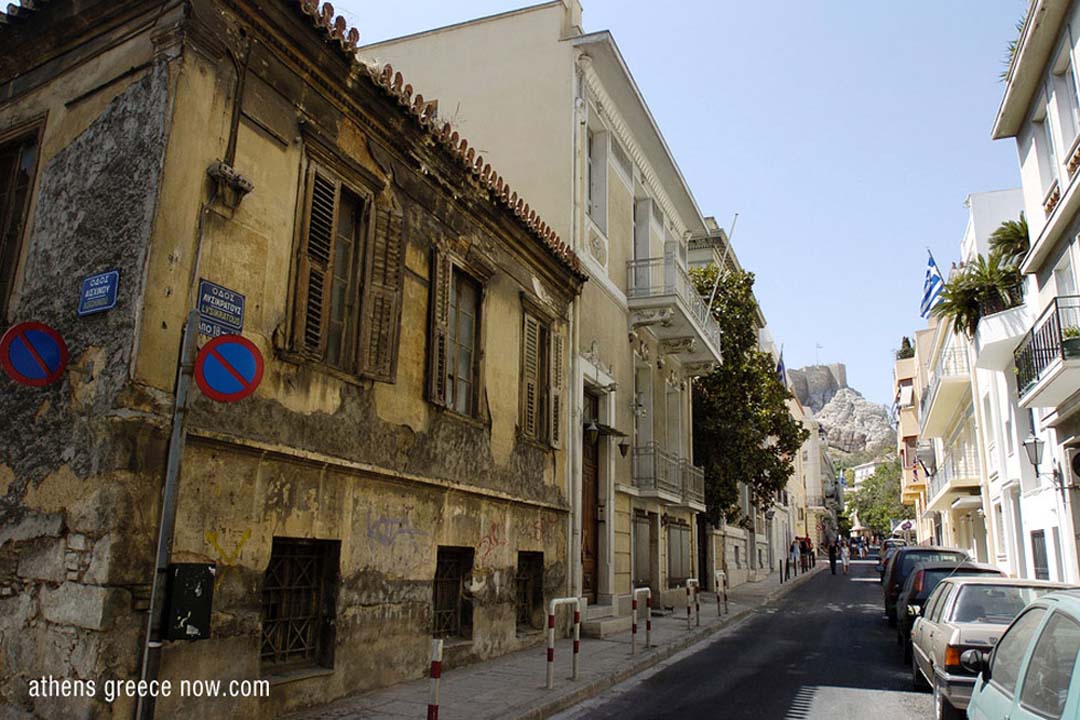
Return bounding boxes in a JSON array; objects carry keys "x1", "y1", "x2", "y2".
[{"x1": 336, "y1": 0, "x2": 1026, "y2": 406}]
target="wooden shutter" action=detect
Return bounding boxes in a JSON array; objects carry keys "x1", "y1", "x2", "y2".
[
  {"x1": 296, "y1": 167, "x2": 339, "y2": 357},
  {"x1": 427, "y1": 249, "x2": 452, "y2": 406},
  {"x1": 549, "y1": 331, "x2": 565, "y2": 448},
  {"x1": 521, "y1": 313, "x2": 541, "y2": 438},
  {"x1": 358, "y1": 202, "x2": 405, "y2": 382}
]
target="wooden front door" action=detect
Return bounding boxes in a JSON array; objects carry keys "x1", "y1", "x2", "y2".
[{"x1": 582, "y1": 392, "x2": 600, "y2": 602}]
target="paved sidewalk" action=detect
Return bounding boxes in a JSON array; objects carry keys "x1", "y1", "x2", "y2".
[{"x1": 285, "y1": 565, "x2": 824, "y2": 720}]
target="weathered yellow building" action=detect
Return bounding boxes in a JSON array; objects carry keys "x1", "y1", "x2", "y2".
[
  {"x1": 362, "y1": 0, "x2": 718, "y2": 634},
  {"x1": 0, "y1": 0, "x2": 585, "y2": 717}
]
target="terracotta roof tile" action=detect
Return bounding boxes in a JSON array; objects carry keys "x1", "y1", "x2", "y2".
[{"x1": 295, "y1": 0, "x2": 583, "y2": 279}]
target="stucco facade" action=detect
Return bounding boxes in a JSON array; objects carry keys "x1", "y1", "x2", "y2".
[{"x1": 0, "y1": 1, "x2": 585, "y2": 717}]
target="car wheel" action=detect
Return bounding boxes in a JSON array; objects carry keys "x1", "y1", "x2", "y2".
[{"x1": 933, "y1": 676, "x2": 960, "y2": 720}]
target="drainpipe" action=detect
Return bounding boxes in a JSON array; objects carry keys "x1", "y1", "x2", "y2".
[{"x1": 567, "y1": 65, "x2": 585, "y2": 601}]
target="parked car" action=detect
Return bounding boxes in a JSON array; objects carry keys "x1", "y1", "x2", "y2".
[
  {"x1": 879, "y1": 537, "x2": 907, "y2": 563},
  {"x1": 878, "y1": 544, "x2": 903, "y2": 579},
  {"x1": 896, "y1": 561, "x2": 1005, "y2": 663},
  {"x1": 963, "y1": 588, "x2": 1080, "y2": 720},
  {"x1": 882, "y1": 546, "x2": 968, "y2": 626}
]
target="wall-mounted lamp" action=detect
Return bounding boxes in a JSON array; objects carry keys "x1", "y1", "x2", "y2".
[
  {"x1": 618, "y1": 440, "x2": 630, "y2": 458},
  {"x1": 585, "y1": 420, "x2": 600, "y2": 446},
  {"x1": 1022, "y1": 433, "x2": 1072, "y2": 502}
]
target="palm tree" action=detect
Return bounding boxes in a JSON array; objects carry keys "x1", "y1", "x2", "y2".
[
  {"x1": 988, "y1": 213, "x2": 1029, "y2": 267},
  {"x1": 931, "y1": 254, "x2": 1023, "y2": 337}
]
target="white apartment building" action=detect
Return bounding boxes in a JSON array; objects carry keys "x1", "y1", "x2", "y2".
[
  {"x1": 991, "y1": 0, "x2": 1080, "y2": 583},
  {"x1": 361, "y1": 0, "x2": 729, "y2": 625}
]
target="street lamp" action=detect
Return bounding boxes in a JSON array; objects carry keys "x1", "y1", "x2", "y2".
[
  {"x1": 1021, "y1": 433, "x2": 1072, "y2": 503},
  {"x1": 585, "y1": 420, "x2": 600, "y2": 446}
]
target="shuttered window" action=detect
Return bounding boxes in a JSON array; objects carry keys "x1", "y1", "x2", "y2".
[
  {"x1": 293, "y1": 160, "x2": 404, "y2": 381},
  {"x1": 0, "y1": 131, "x2": 39, "y2": 321},
  {"x1": 666, "y1": 523, "x2": 691, "y2": 587},
  {"x1": 520, "y1": 310, "x2": 564, "y2": 447},
  {"x1": 447, "y1": 270, "x2": 480, "y2": 416}
]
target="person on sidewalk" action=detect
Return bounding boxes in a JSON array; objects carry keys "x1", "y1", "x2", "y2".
[
  {"x1": 789, "y1": 539, "x2": 799, "y2": 579},
  {"x1": 828, "y1": 540, "x2": 837, "y2": 575},
  {"x1": 840, "y1": 541, "x2": 850, "y2": 575}
]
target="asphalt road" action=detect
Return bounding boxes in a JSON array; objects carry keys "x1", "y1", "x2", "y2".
[{"x1": 556, "y1": 559, "x2": 933, "y2": 720}]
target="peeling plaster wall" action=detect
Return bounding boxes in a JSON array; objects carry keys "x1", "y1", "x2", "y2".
[{"x1": 0, "y1": 49, "x2": 173, "y2": 719}]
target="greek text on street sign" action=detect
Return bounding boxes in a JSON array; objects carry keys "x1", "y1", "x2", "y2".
[
  {"x1": 194, "y1": 334, "x2": 264, "y2": 403},
  {"x1": 197, "y1": 279, "x2": 245, "y2": 338},
  {"x1": 77, "y1": 270, "x2": 120, "y2": 317},
  {"x1": 0, "y1": 322, "x2": 69, "y2": 387}
]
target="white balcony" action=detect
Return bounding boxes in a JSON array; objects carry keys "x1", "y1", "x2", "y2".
[
  {"x1": 920, "y1": 347, "x2": 972, "y2": 437},
  {"x1": 627, "y1": 244, "x2": 722, "y2": 374},
  {"x1": 925, "y1": 446, "x2": 981, "y2": 513},
  {"x1": 974, "y1": 295, "x2": 1030, "y2": 371},
  {"x1": 631, "y1": 443, "x2": 705, "y2": 510}
]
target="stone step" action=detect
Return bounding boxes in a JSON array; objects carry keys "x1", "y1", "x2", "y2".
[
  {"x1": 585, "y1": 603, "x2": 615, "y2": 621},
  {"x1": 581, "y1": 614, "x2": 633, "y2": 638}
]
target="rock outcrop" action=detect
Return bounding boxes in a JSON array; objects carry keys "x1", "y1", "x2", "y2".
[{"x1": 789, "y1": 364, "x2": 895, "y2": 459}]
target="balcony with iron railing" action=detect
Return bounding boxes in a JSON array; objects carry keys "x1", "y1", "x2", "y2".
[
  {"x1": 631, "y1": 442, "x2": 705, "y2": 508},
  {"x1": 1014, "y1": 295, "x2": 1080, "y2": 408},
  {"x1": 627, "y1": 242, "x2": 722, "y2": 372},
  {"x1": 920, "y1": 346, "x2": 972, "y2": 437},
  {"x1": 926, "y1": 444, "x2": 981, "y2": 512}
]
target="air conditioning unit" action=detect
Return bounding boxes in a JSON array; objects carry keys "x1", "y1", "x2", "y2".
[{"x1": 1066, "y1": 446, "x2": 1080, "y2": 486}]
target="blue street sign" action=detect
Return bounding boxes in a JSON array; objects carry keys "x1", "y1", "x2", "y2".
[
  {"x1": 77, "y1": 270, "x2": 119, "y2": 317},
  {"x1": 197, "y1": 279, "x2": 245, "y2": 338}
]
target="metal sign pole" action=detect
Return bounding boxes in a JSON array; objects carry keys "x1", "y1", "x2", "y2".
[{"x1": 136, "y1": 309, "x2": 199, "y2": 720}]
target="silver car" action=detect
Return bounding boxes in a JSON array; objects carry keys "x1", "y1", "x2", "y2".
[{"x1": 910, "y1": 576, "x2": 1073, "y2": 720}]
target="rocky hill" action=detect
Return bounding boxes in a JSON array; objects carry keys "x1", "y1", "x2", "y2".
[{"x1": 788, "y1": 364, "x2": 895, "y2": 463}]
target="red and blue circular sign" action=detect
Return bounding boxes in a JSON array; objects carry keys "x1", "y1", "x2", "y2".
[
  {"x1": 194, "y1": 334, "x2": 264, "y2": 403},
  {"x1": 0, "y1": 322, "x2": 69, "y2": 387}
]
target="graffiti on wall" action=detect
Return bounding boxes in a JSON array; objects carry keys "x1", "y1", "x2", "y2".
[{"x1": 367, "y1": 507, "x2": 427, "y2": 548}]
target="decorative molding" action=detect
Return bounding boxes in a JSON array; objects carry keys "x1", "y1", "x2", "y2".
[
  {"x1": 578, "y1": 56, "x2": 687, "y2": 239},
  {"x1": 682, "y1": 361, "x2": 717, "y2": 378},
  {"x1": 659, "y1": 337, "x2": 695, "y2": 356},
  {"x1": 1043, "y1": 178, "x2": 1061, "y2": 217},
  {"x1": 630, "y1": 308, "x2": 674, "y2": 329}
]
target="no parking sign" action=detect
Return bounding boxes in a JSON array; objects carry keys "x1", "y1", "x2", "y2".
[
  {"x1": 0, "y1": 322, "x2": 69, "y2": 387},
  {"x1": 193, "y1": 335, "x2": 264, "y2": 403}
]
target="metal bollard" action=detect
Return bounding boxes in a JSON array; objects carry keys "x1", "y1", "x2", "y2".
[
  {"x1": 427, "y1": 638, "x2": 443, "y2": 720},
  {"x1": 685, "y1": 579, "x2": 700, "y2": 630},
  {"x1": 546, "y1": 597, "x2": 582, "y2": 689},
  {"x1": 631, "y1": 587, "x2": 652, "y2": 654}
]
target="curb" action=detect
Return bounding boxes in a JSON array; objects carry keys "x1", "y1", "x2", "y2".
[{"x1": 514, "y1": 566, "x2": 825, "y2": 720}]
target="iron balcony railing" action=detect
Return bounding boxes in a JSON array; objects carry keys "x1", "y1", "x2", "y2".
[
  {"x1": 632, "y1": 442, "x2": 682, "y2": 497},
  {"x1": 919, "y1": 346, "x2": 970, "y2": 424},
  {"x1": 807, "y1": 495, "x2": 827, "y2": 508},
  {"x1": 626, "y1": 245, "x2": 722, "y2": 355},
  {"x1": 927, "y1": 445, "x2": 980, "y2": 502},
  {"x1": 680, "y1": 459, "x2": 705, "y2": 506},
  {"x1": 1014, "y1": 295, "x2": 1080, "y2": 398},
  {"x1": 976, "y1": 284, "x2": 1025, "y2": 324}
]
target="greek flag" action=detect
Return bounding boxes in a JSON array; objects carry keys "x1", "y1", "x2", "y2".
[
  {"x1": 920, "y1": 251, "x2": 944, "y2": 318},
  {"x1": 776, "y1": 349, "x2": 786, "y2": 386}
]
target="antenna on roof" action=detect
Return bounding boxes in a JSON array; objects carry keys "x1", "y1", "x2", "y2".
[{"x1": 705, "y1": 212, "x2": 738, "y2": 316}]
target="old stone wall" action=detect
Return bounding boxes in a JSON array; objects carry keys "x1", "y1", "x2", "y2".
[{"x1": 0, "y1": 56, "x2": 173, "y2": 719}]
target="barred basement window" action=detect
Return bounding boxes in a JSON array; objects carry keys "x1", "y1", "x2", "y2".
[
  {"x1": 261, "y1": 538, "x2": 339, "y2": 673},
  {"x1": 0, "y1": 127, "x2": 40, "y2": 321},
  {"x1": 433, "y1": 547, "x2": 473, "y2": 640},
  {"x1": 516, "y1": 552, "x2": 544, "y2": 631}
]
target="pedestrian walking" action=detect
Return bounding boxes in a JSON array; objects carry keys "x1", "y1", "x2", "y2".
[
  {"x1": 840, "y1": 541, "x2": 850, "y2": 575},
  {"x1": 828, "y1": 540, "x2": 837, "y2": 575},
  {"x1": 789, "y1": 539, "x2": 800, "y2": 579}
]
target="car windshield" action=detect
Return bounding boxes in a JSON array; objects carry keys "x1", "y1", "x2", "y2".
[
  {"x1": 898, "y1": 551, "x2": 965, "y2": 579},
  {"x1": 951, "y1": 586, "x2": 1051, "y2": 624},
  {"x1": 916, "y1": 568, "x2": 996, "y2": 599}
]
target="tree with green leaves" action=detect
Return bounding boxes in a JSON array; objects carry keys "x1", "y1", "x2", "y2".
[
  {"x1": 689, "y1": 265, "x2": 809, "y2": 524},
  {"x1": 847, "y1": 458, "x2": 908, "y2": 536}
]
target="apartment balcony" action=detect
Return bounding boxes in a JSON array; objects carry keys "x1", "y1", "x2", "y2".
[
  {"x1": 631, "y1": 442, "x2": 682, "y2": 503},
  {"x1": 630, "y1": 443, "x2": 706, "y2": 509},
  {"x1": 1014, "y1": 295, "x2": 1080, "y2": 408},
  {"x1": 925, "y1": 446, "x2": 981, "y2": 513},
  {"x1": 627, "y1": 245, "x2": 722, "y2": 373},
  {"x1": 900, "y1": 462, "x2": 927, "y2": 504},
  {"x1": 919, "y1": 347, "x2": 972, "y2": 437},
  {"x1": 679, "y1": 459, "x2": 706, "y2": 512},
  {"x1": 973, "y1": 286, "x2": 1029, "y2": 371}
]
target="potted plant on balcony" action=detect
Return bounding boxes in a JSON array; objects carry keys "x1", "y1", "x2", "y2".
[
  {"x1": 1063, "y1": 325, "x2": 1080, "y2": 358},
  {"x1": 931, "y1": 252, "x2": 1023, "y2": 337}
]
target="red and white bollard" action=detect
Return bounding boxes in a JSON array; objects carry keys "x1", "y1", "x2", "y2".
[
  {"x1": 546, "y1": 597, "x2": 583, "y2": 689},
  {"x1": 427, "y1": 638, "x2": 443, "y2": 720},
  {"x1": 714, "y1": 570, "x2": 728, "y2": 616},
  {"x1": 631, "y1": 587, "x2": 652, "y2": 654},
  {"x1": 685, "y1": 579, "x2": 700, "y2": 630}
]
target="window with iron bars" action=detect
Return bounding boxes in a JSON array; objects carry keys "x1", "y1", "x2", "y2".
[
  {"x1": 260, "y1": 538, "x2": 339, "y2": 673},
  {"x1": 433, "y1": 547, "x2": 474, "y2": 640},
  {"x1": 516, "y1": 552, "x2": 544, "y2": 632}
]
